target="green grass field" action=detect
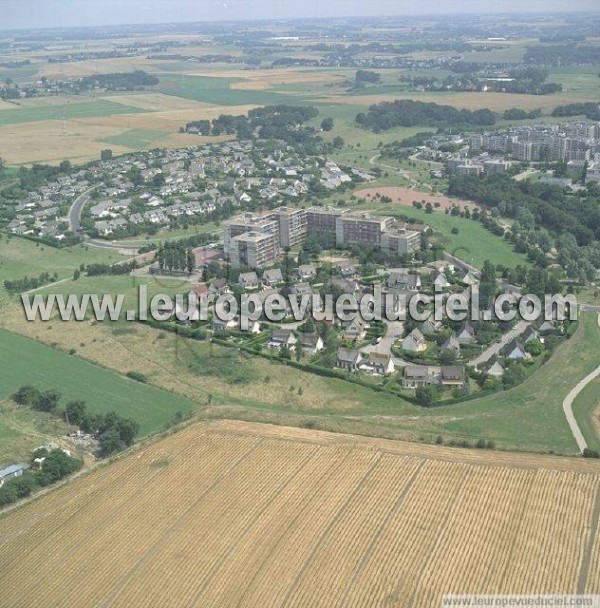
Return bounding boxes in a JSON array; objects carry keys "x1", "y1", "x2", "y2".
[
  {"x1": 378, "y1": 205, "x2": 529, "y2": 269},
  {"x1": 0, "y1": 100, "x2": 147, "y2": 126},
  {"x1": 99, "y1": 128, "x2": 168, "y2": 149},
  {"x1": 158, "y1": 74, "x2": 307, "y2": 106},
  {"x1": 0, "y1": 236, "x2": 128, "y2": 303},
  {"x1": 0, "y1": 328, "x2": 197, "y2": 445},
  {"x1": 572, "y1": 377, "x2": 600, "y2": 452}
]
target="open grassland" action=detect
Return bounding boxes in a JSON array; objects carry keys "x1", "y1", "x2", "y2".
[
  {"x1": 572, "y1": 378, "x2": 600, "y2": 452},
  {"x1": 1, "y1": 420, "x2": 600, "y2": 607},
  {"x1": 0, "y1": 328, "x2": 196, "y2": 443},
  {"x1": 0, "y1": 236, "x2": 127, "y2": 303},
  {"x1": 0, "y1": 400, "x2": 70, "y2": 467},
  {"x1": 158, "y1": 73, "x2": 309, "y2": 106},
  {"x1": 99, "y1": 128, "x2": 169, "y2": 149}
]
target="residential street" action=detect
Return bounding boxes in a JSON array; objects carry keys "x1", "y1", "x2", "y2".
[{"x1": 468, "y1": 320, "x2": 529, "y2": 367}]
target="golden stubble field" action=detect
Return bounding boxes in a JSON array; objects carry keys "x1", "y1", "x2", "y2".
[{"x1": 0, "y1": 420, "x2": 599, "y2": 608}]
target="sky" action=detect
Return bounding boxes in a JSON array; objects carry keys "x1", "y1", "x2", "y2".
[{"x1": 1, "y1": 0, "x2": 598, "y2": 31}]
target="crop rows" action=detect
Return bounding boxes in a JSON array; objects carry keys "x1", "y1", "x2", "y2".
[{"x1": 1, "y1": 422, "x2": 599, "y2": 607}]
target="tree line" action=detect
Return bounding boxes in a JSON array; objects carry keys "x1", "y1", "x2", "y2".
[{"x1": 356, "y1": 100, "x2": 497, "y2": 132}]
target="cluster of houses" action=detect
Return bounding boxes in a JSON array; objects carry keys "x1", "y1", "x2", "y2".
[
  {"x1": 6, "y1": 140, "x2": 365, "y2": 242},
  {"x1": 7, "y1": 174, "x2": 92, "y2": 239}
]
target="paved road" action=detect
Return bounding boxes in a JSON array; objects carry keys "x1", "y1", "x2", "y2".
[
  {"x1": 562, "y1": 313, "x2": 600, "y2": 454},
  {"x1": 68, "y1": 186, "x2": 96, "y2": 233},
  {"x1": 68, "y1": 187, "x2": 138, "y2": 253},
  {"x1": 468, "y1": 320, "x2": 529, "y2": 367}
]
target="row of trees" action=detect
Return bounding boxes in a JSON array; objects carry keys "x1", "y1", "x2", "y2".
[
  {"x1": 156, "y1": 241, "x2": 195, "y2": 274},
  {"x1": 356, "y1": 100, "x2": 497, "y2": 132},
  {"x1": 3, "y1": 271, "x2": 58, "y2": 295}
]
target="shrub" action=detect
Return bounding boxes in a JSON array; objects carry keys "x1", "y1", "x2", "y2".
[{"x1": 126, "y1": 371, "x2": 148, "y2": 383}]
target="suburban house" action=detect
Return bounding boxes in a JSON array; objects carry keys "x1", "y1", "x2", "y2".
[
  {"x1": 212, "y1": 318, "x2": 238, "y2": 332},
  {"x1": 433, "y1": 272, "x2": 450, "y2": 289},
  {"x1": 535, "y1": 319, "x2": 556, "y2": 334},
  {"x1": 441, "y1": 334, "x2": 461, "y2": 356},
  {"x1": 440, "y1": 366, "x2": 466, "y2": 387},
  {"x1": 360, "y1": 352, "x2": 395, "y2": 375},
  {"x1": 402, "y1": 365, "x2": 438, "y2": 388},
  {"x1": 290, "y1": 283, "x2": 313, "y2": 297},
  {"x1": 189, "y1": 283, "x2": 209, "y2": 299},
  {"x1": 296, "y1": 264, "x2": 317, "y2": 281},
  {"x1": 336, "y1": 347, "x2": 363, "y2": 371},
  {"x1": 268, "y1": 328, "x2": 297, "y2": 350},
  {"x1": 238, "y1": 271, "x2": 260, "y2": 290},
  {"x1": 461, "y1": 270, "x2": 479, "y2": 286},
  {"x1": 337, "y1": 265, "x2": 358, "y2": 278},
  {"x1": 483, "y1": 355, "x2": 505, "y2": 377},
  {"x1": 402, "y1": 328, "x2": 427, "y2": 353},
  {"x1": 342, "y1": 317, "x2": 368, "y2": 342},
  {"x1": 387, "y1": 270, "x2": 421, "y2": 292},
  {"x1": 421, "y1": 318, "x2": 442, "y2": 336},
  {"x1": 262, "y1": 268, "x2": 284, "y2": 286},
  {"x1": 429, "y1": 260, "x2": 455, "y2": 274},
  {"x1": 456, "y1": 322, "x2": 477, "y2": 345},
  {"x1": 504, "y1": 340, "x2": 530, "y2": 360},
  {"x1": 208, "y1": 278, "x2": 230, "y2": 295},
  {"x1": 522, "y1": 326, "x2": 541, "y2": 343},
  {"x1": 300, "y1": 333, "x2": 324, "y2": 356}
]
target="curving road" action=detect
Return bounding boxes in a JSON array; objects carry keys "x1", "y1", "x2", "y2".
[
  {"x1": 68, "y1": 186, "x2": 138, "y2": 253},
  {"x1": 68, "y1": 186, "x2": 97, "y2": 233},
  {"x1": 562, "y1": 313, "x2": 600, "y2": 454}
]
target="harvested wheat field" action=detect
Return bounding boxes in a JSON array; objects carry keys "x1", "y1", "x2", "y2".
[{"x1": 1, "y1": 420, "x2": 600, "y2": 607}]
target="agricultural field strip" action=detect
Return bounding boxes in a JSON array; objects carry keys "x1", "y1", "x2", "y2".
[
  {"x1": 578, "y1": 486, "x2": 600, "y2": 593},
  {"x1": 208, "y1": 447, "x2": 367, "y2": 608},
  {"x1": 0, "y1": 431, "x2": 256, "y2": 606},
  {"x1": 180, "y1": 444, "x2": 356, "y2": 607},
  {"x1": 115, "y1": 440, "x2": 324, "y2": 607},
  {"x1": 1, "y1": 422, "x2": 600, "y2": 607},
  {"x1": 201, "y1": 422, "x2": 600, "y2": 474},
  {"x1": 98, "y1": 436, "x2": 267, "y2": 608}
]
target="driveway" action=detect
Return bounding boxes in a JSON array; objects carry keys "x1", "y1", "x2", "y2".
[{"x1": 360, "y1": 320, "x2": 409, "y2": 365}]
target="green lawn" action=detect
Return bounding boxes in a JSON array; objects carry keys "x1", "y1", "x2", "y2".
[
  {"x1": 0, "y1": 328, "x2": 197, "y2": 442},
  {"x1": 378, "y1": 205, "x2": 528, "y2": 269},
  {"x1": 0, "y1": 100, "x2": 147, "y2": 126},
  {"x1": 99, "y1": 128, "x2": 168, "y2": 149}
]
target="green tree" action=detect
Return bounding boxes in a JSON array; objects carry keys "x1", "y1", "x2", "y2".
[
  {"x1": 65, "y1": 400, "x2": 87, "y2": 426},
  {"x1": 100, "y1": 149, "x2": 113, "y2": 161},
  {"x1": 34, "y1": 390, "x2": 62, "y2": 412},
  {"x1": 13, "y1": 385, "x2": 41, "y2": 406},
  {"x1": 415, "y1": 385, "x2": 438, "y2": 407},
  {"x1": 321, "y1": 117, "x2": 334, "y2": 132}
]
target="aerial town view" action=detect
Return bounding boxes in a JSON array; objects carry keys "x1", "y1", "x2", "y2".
[{"x1": 0, "y1": 0, "x2": 599, "y2": 606}]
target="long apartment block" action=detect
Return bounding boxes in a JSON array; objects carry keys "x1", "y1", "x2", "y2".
[{"x1": 224, "y1": 207, "x2": 421, "y2": 268}]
